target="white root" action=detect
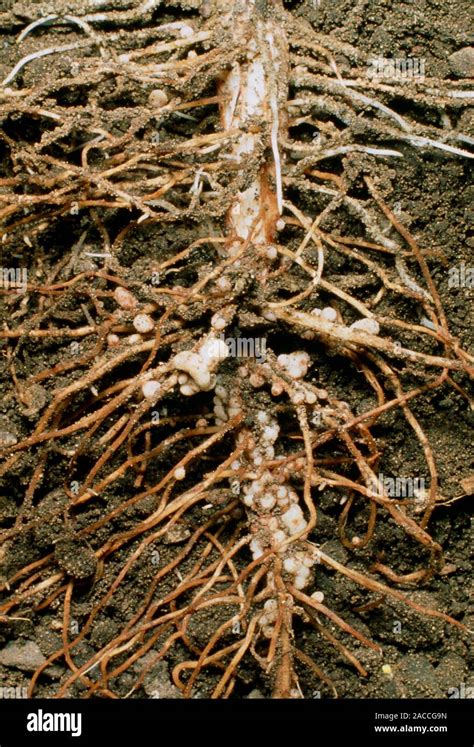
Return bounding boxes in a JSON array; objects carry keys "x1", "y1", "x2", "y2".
[
  {"x1": 1, "y1": 42, "x2": 95, "y2": 87},
  {"x1": 219, "y1": 1, "x2": 288, "y2": 255}
]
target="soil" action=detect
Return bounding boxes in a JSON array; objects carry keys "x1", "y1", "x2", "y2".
[{"x1": 0, "y1": 0, "x2": 472, "y2": 701}]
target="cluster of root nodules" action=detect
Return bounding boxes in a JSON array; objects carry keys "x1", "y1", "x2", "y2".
[{"x1": 0, "y1": 1, "x2": 472, "y2": 699}]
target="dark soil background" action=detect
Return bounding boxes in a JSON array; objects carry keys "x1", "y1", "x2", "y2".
[{"x1": 0, "y1": 0, "x2": 472, "y2": 700}]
